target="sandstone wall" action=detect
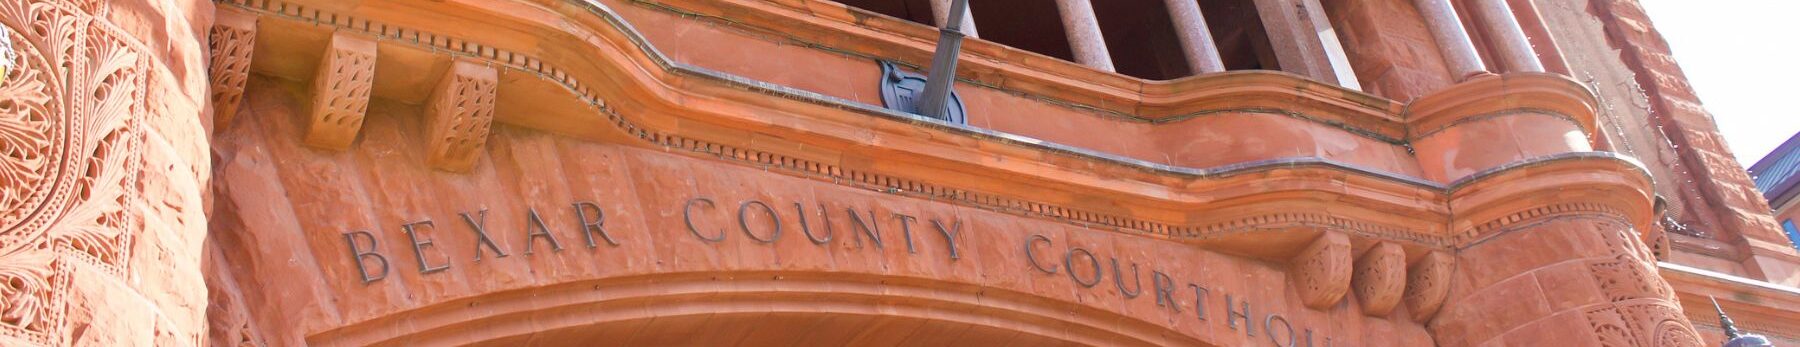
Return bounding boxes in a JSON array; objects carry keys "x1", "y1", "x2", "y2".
[
  {"x1": 1541, "y1": 0, "x2": 1800, "y2": 283},
  {"x1": 203, "y1": 74, "x2": 1439, "y2": 346}
]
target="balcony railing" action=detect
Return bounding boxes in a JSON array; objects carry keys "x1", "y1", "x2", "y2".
[{"x1": 831, "y1": 0, "x2": 1561, "y2": 91}]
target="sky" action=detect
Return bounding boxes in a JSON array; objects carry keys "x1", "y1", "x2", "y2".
[{"x1": 1639, "y1": 0, "x2": 1800, "y2": 167}]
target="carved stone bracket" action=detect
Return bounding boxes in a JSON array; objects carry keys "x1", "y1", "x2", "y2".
[
  {"x1": 1404, "y1": 251, "x2": 1454, "y2": 322},
  {"x1": 208, "y1": 8, "x2": 255, "y2": 133},
  {"x1": 1289, "y1": 231, "x2": 1352, "y2": 310},
  {"x1": 423, "y1": 59, "x2": 497, "y2": 172},
  {"x1": 1353, "y1": 241, "x2": 1406, "y2": 316},
  {"x1": 303, "y1": 32, "x2": 375, "y2": 150}
]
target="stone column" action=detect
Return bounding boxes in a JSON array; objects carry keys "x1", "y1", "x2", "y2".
[
  {"x1": 1252, "y1": 0, "x2": 1361, "y2": 89},
  {"x1": 1506, "y1": 0, "x2": 1571, "y2": 75},
  {"x1": 1052, "y1": 0, "x2": 1115, "y2": 71},
  {"x1": 1162, "y1": 0, "x2": 1226, "y2": 74},
  {"x1": 1412, "y1": 0, "x2": 1488, "y2": 80},
  {"x1": 1467, "y1": 0, "x2": 1544, "y2": 73},
  {"x1": 928, "y1": 0, "x2": 978, "y2": 38}
]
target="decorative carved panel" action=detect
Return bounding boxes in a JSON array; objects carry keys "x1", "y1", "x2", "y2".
[
  {"x1": 0, "y1": 0, "x2": 156, "y2": 344},
  {"x1": 1289, "y1": 231, "x2": 1351, "y2": 310},
  {"x1": 303, "y1": 32, "x2": 375, "y2": 150},
  {"x1": 1579, "y1": 219, "x2": 1700, "y2": 346},
  {"x1": 1590, "y1": 220, "x2": 1676, "y2": 303},
  {"x1": 1589, "y1": 255, "x2": 1674, "y2": 303},
  {"x1": 423, "y1": 59, "x2": 496, "y2": 172},
  {"x1": 1584, "y1": 302, "x2": 1704, "y2": 347}
]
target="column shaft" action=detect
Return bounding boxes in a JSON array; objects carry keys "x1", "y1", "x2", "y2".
[
  {"x1": 1506, "y1": 0, "x2": 1571, "y2": 74},
  {"x1": 1252, "y1": 0, "x2": 1360, "y2": 89},
  {"x1": 1413, "y1": 0, "x2": 1488, "y2": 79},
  {"x1": 1053, "y1": 0, "x2": 1115, "y2": 71},
  {"x1": 1468, "y1": 0, "x2": 1544, "y2": 72},
  {"x1": 1162, "y1": 0, "x2": 1226, "y2": 74}
]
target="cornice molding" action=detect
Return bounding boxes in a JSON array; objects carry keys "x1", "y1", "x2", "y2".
[
  {"x1": 1661, "y1": 262, "x2": 1800, "y2": 340},
  {"x1": 1403, "y1": 73, "x2": 1601, "y2": 143},
  {"x1": 1447, "y1": 152, "x2": 1659, "y2": 245}
]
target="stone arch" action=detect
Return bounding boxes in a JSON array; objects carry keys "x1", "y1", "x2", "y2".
[{"x1": 306, "y1": 272, "x2": 1213, "y2": 347}]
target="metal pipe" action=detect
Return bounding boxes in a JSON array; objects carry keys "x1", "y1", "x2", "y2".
[{"x1": 917, "y1": 0, "x2": 970, "y2": 120}]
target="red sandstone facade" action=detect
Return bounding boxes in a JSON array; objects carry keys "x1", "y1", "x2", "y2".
[{"x1": 1, "y1": 0, "x2": 1796, "y2": 345}]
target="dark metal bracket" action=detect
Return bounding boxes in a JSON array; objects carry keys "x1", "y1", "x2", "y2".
[{"x1": 878, "y1": 61, "x2": 966, "y2": 124}]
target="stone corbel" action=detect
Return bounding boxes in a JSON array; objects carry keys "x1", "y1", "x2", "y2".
[
  {"x1": 1352, "y1": 242, "x2": 1406, "y2": 316},
  {"x1": 1289, "y1": 230, "x2": 1351, "y2": 310},
  {"x1": 208, "y1": 8, "x2": 256, "y2": 133},
  {"x1": 1403, "y1": 251, "x2": 1453, "y2": 322},
  {"x1": 423, "y1": 59, "x2": 498, "y2": 172},
  {"x1": 303, "y1": 32, "x2": 377, "y2": 150}
]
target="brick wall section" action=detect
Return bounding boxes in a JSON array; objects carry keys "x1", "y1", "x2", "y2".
[{"x1": 1588, "y1": 0, "x2": 1800, "y2": 281}]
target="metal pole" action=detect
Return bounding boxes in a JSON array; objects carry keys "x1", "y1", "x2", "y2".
[{"x1": 916, "y1": 0, "x2": 969, "y2": 120}]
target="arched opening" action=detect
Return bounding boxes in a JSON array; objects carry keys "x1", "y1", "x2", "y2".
[
  {"x1": 307, "y1": 272, "x2": 1212, "y2": 346},
  {"x1": 471, "y1": 313, "x2": 1080, "y2": 346}
]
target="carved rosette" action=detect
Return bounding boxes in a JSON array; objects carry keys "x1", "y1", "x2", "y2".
[
  {"x1": 1403, "y1": 251, "x2": 1452, "y2": 322},
  {"x1": 1352, "y1": 242, "x2": 1406, "y2": 316},
  {"x1": 1289, "y1": 231, "x2": 1351, "y2": 310},
  {"x1": 207, "y1": 8, "x2": 256, "y2": 133},
  {"x1": 423, "y1": 59, "x2": 497, "y2": 172},
  {"x1": 0, "y1": 0, "x2": 150, "y2": 344},
  {"x1": 303, "y1": 32, "x2": 375, "y2": 150}
]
